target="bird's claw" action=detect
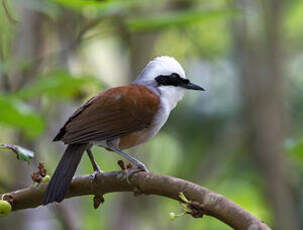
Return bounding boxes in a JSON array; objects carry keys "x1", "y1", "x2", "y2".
[
  {"x1": 136, "y1": 163, "x2": 149, "y2": 173},
  {"x1": 124, "y1": 163, "x2": 149, "y2": 183},
  {"x1": 89, "y1": 169, "x2": 103, "y2": 183},
  {"x1": 117, "y1": 160, "x2": 149, "y2": 183}
]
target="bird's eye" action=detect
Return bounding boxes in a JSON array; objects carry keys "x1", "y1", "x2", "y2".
[
  {"x1": 171, "y1": 73, "x2": 179, "y2": 79},
  {"x1": 172, "y1": 73, "x2": 189, "y2": 84},
  {"x1": 155, "y1": 73, "x2": 188, "y2": 87},
  {"x1": 155, "y1": 76, "x2": 167, "y2": 85}
]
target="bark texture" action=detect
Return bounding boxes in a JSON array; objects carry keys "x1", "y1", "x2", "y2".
[{"x1": 3, "y1": 171, "x2": 270, "y2": 230}]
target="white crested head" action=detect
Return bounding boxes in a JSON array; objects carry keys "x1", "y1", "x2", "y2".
[
  {"x1": 134, "y1": 56, "x2": 186, "y2": 84},
  {"x1": 134, "y1": 56, "x2": 204, "y2": 111}
]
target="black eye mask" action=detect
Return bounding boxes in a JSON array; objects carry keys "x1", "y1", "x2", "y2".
[{"x1": 155, "y1": 73, "x2": 189, "y2": 87}]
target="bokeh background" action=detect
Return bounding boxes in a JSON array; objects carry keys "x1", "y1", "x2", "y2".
[{"x1": 0, "y1": 0, "x2": 302, "y2": 229}]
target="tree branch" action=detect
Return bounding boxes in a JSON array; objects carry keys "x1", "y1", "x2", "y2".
[
  {"x1": 2, "y1": 171, "x2": 270, "y2": 230},
  {"x1": 1, "y1": 0, "x2": 18, "y2": 24}
]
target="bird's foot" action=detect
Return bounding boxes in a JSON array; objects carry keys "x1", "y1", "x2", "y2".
[
  {"x1": 128, "y1": 162, "x2": 149, "y2": 175},
  {"x1": 117, "y1": 160, "x2": 149, "y2": 183},
  {"x1": 89, "y1": 168, "x2": 103, "y2": 183},
  {"x1": 118, "y1": 160, "x2": 149, "y2": 183}
]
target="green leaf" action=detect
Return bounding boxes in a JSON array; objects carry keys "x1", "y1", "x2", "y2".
[
  {"x1": 14, "y1": 71, "x2": 102, "y2": 100},
  {"x1": 0, "y1": 96, "x2": 45, "y2": 137},
  {"x1": 127, "y1": 8, "x2": 238, "y2": 32},
  {"x1": 49, "y1": 0, "x2": 142, "y2": 16},
  {"x1": 178, "y1": 192, "x2": 189, "y2": 203},
  {"x1": 50, "y1": 0, "x2": 106, "y2": 11},
  {"x1": 0, "y1": 144, "x2": 34, "y2": 163}
]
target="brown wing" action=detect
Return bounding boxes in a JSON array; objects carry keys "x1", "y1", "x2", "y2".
[{"x1": 54, "y1": 84, "x2": 160, "y2": 145}]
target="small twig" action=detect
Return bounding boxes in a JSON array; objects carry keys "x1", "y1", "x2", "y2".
[
  {"x1": 126, "y1": 163, "x2": 133, "y2": 170},
  {"x1": 132, "y1": 187, "x2": 143, "y2": 197},
  {"x1": 186, "y1": 201, "x2": 206, "y2": 218},
  {"x1": 117, "y1": 160, "x2": 126, "y2": 170},
  {"x1": 31, "y1": 162, "x2": 48, "y2": 184},
  {"x1": 1, "y1": 0, "x2": 18, "y2": 24},
  {"x1": 93, "y1": 194, "x2": 104, "y2": 209},
  {"x1": 117, "y1": 160, "x2": 133, "y2": 171},
  {"x1": 74, "y1": 18, "x2": 102, "y2": 45},
  {"x1": 37, "y1": 162, "x2": 47, "y2": 177}
]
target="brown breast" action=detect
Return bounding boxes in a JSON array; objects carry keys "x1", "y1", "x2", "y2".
[{"x1": 119, "y1": 128, "x2": 153, "y2": 149}]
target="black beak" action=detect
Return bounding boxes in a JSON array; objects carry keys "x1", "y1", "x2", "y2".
[{"x1": 183, "y1": 82, "x2": 205, "y2": 91}]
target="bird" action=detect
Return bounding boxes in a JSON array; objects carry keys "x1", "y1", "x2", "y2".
[{"x1": 43, "y1": 56, "x2": 204, "y2": 205}]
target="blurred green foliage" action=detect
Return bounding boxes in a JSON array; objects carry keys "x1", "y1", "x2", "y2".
[
  {"x1": 14, "y1": 71, "x2": 101, "y2": 100},
  {"x1": 0, "y1": 96, "x2": 44, "y2": 137},
  {"x1": 285, "y1": 0, "x2": 303, "y2": 46},
  {"x1": 0, "y1": 0, "x2": 302, "y2": 229},
  {"x1": 127, "y1": 8, "x2": 237, "y2": 32},
  {"x1": 0, "y1": 71, "x2": 102, "y2": 137}
]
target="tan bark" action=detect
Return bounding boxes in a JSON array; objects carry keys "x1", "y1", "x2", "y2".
[{"x1": 3, "y1": 171, "x2": 271, "y2": 230}]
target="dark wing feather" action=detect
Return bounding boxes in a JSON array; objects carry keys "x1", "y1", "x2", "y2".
[
  {"x1": 53, "y1": 96, "x2": 96, "y2": 141},
  {"x1": 54, "y1": 84, "x2": 160, "y2": 145}
]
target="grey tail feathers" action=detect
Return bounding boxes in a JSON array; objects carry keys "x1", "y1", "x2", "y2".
[{"x1": 43, "y1": 144, "x2": 88, "y2": 205}]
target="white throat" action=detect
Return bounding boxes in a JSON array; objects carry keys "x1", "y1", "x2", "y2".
[{"x1": 158, "y1": 86, "x2": 184, "y2": 111}]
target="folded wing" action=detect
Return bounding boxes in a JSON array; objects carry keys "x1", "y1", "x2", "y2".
[{"x1": 54, "y1": 84, "x2": 160, "y2": 145}]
